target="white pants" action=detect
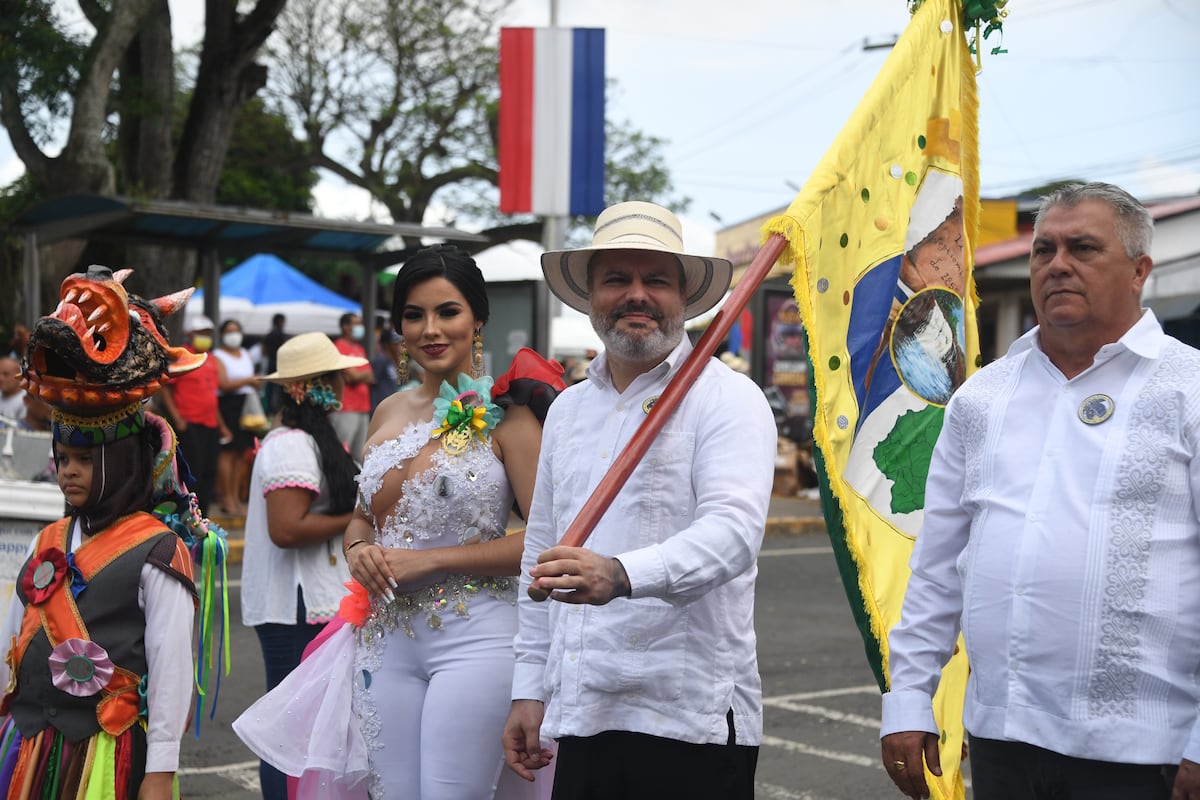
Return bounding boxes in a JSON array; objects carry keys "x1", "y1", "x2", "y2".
[{"x1": 362, "y1": 597, "x2": 551, "y2": 799}]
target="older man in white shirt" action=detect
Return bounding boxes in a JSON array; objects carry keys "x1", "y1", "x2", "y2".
[
  {"x1": 502, "y1": 202, "x2": 776, "y2": 799},
  {"x1": 881, "y1": 182, "x2": 1200, "y2": 800}
]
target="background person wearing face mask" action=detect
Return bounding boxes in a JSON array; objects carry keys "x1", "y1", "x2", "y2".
[
  {"x1": 157, "y1": 316, "x2": 231, "y2": 516},
  {"x1": 213, "y1": 318, "x2": 260, "y2": 516},
  {"x1": 331, "y1": 312, "x2": 374, "y2": 461}
]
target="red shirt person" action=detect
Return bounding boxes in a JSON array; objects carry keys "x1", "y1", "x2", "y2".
[
  {"x1": 330, "y1": 313, "x2": 373, "y2": 461},
  {"x1": 157, "y1": 316, "x2": 230, "y2": 515}
]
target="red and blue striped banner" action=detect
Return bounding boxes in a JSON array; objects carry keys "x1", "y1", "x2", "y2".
[{"x1": 499, "y1": 27, "x2": 605, "y2": 217}]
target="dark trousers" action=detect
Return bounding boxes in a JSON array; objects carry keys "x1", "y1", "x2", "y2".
[
  {"x1": 177, "y1": 422, "x2": 219, "y2": 516},
  {"x1": 970, "y1": 735, "x2": 1175, "y2": 800},
  {"x1": 252, "y1": 589, "x2": 324, "y2": 800},
  {"x1": 551, "y1": 710, "x2": 758, "y2": 800}
]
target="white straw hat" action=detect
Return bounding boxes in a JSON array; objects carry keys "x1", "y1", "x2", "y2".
[
  {"x1": 264, "y1": 331, "x2": 368, "y2": 382},
  {"x1": 540, "y1": 201, "x2": 732, "y2": 321},
  {"x1": 187, "y1": 315, "x2": 215, "y2": 332}
]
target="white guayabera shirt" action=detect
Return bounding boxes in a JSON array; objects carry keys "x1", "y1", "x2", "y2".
[
  {"x1": 513, "y1": 336, "x2": 777, "y2": 746},
  {"x1": 883, "y1": 310, "x2": 1200, "y2": 765}
]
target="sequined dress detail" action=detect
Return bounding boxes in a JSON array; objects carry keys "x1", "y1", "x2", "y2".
[{"x1": 353, "y1": 419, "x2": 516, "y2": 796}]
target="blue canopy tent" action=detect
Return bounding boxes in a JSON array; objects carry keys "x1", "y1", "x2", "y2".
[{"x1": 188, "y1": 253, "x2": 362, "y2": 335}]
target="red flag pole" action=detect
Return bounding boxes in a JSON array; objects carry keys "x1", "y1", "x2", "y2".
[{"x1": 530, "y1": 232, "x2": 789, "y2": 601}]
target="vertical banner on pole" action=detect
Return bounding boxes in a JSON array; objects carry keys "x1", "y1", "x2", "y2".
[{"x1": 499, "y1": 27, "x2": 606, "y2": 217}]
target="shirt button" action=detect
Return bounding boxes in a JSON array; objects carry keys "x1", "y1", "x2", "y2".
[
  {"x1": 569, "y1": 652, "x2": 577, "y2": 662},
  {"x1": 599, "y1": 451, "x2": 609, "y2": 459},
  {"x1": 616, "y1": 403, "x2": 626, "y2": 412}
]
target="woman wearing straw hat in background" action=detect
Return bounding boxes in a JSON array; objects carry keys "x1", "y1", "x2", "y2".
[{"x1": 239, "y1": 331, "x2": 367, "y2": 800}]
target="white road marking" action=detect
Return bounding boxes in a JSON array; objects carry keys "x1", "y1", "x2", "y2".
[
  {"x1": 179, "y1": 759, "x2": 259, "y2": 775},
  {"x1": 759, "y1": 546, "x2": 834, "y2": 557},
  {"x1": 767, "y1": 685, "x2": 879, "y2": 702},
  {"x1": 761, "y1": 734, "x2": 882, "y2": 769},
  {"x1": 767, "y1": 700, "x2": 880, "y2": 730}
]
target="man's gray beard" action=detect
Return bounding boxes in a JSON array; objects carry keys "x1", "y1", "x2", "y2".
[{"x1": 590, "y1": 308, "x2": 685, "y2": 363}]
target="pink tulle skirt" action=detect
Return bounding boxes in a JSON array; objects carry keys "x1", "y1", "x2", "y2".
[{"x1": 233, "y1": 623, "x2": 369, "y2": 799}]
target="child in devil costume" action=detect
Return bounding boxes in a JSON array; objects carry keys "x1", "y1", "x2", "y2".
[{"x1": 0, "y1": 265, "x2": 227, "y2": 799}]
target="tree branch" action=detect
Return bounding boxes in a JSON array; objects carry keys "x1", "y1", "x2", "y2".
[
  {"x1": 0, "y1": 79, "x2": 49, "y2": 184},
  {"x1": 67, "y1": 0, "x2": 156, "y2": 162}
]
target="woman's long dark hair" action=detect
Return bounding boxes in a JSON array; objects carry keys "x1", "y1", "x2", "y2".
[
  {"x1": 278, "y1": 374, "x2": 358, "y2": 514},
  {"x1": 60, "y1": 423, "x2": 159, "y2": 536}
]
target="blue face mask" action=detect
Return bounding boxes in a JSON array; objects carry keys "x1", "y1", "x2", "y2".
[{"x1": 351, "y1": 324, "x2": 365, "y2": 341}]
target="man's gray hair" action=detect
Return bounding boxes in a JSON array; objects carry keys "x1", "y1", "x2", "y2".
[{"x1": 1034, "y1": 182, "x2": 1153, "y2": 260}]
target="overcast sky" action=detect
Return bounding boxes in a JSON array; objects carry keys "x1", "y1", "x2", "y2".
[
  {"x1": 3, "y1": 0, "x2": 1197, "y2": 242},
  {"x1": 501, "y1": 0, "x2": 1200, "y2": 227}
]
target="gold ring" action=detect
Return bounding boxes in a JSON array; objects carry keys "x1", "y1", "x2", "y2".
[{"x1": 893, "y1": 760, "x2": 907, "y2": 772}]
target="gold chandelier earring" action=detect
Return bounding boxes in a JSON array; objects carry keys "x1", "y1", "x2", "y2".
[
  {"x1": 397, "y1": 339, "x2": 409, "y2": 385},
  {"x1": 472, "y1": 330, "x2": 484, "y2": 378}
]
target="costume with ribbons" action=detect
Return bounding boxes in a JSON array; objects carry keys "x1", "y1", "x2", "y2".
[
  {"x1": 1, "y1": 265, "x2": 230, "y2": 798},
  {"x1": 0, "y1": 513, "x2": 196, "y2": 799},
  {"x1": 235, "y1": 348, "x2": 564, "y2": 800}
]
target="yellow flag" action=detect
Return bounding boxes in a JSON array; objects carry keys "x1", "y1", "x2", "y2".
[{"x1": 763, "y1": 0, "x2": 978, "y2": 797}]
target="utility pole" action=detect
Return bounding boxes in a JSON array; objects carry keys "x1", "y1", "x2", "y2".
[{"x1": 543, "y1": 0, "x2": 567, "y2": 325}]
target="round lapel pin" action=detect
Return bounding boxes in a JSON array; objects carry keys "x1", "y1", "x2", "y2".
[{"x1": 1078, "y1": 394, "x2": 1115, "y2": 425}]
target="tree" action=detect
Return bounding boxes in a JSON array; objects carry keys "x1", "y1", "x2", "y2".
[
  {"x1": 0, "y1": 0, "x2": 288, "y2": 311},
  {"x1": 267, "y1": 0, "x2": 687, "y2": 251},
  {"x1": 217, "y1": 97, "x2": 318, "y2": 212}
]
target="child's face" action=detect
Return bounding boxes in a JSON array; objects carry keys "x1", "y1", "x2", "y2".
[{"x1": 55, "y1": 444, "x2": 94, "y2": 507}]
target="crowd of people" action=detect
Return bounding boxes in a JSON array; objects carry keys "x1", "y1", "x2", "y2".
[{"x1": 1, "y1": 185, "x2": 1199, "y2": 800}]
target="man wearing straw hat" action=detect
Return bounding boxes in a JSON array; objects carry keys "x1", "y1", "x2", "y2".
[{"x1": 502, "y1": 201, "x2": 777, "y2": 798}]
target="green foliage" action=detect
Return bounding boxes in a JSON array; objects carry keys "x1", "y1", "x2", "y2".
[
  {"x1": 218, "y1": 98, "x2": 317, "y2": 212},
  {"x1": 0, "y1": 0, "x2": 88, "y2": 145},
  {"x1": 268, "y1": 0, "x2": 685, "y2": 244},
  {"x1": 873, "y1": 405, "x2": 945, "y2": 515}
]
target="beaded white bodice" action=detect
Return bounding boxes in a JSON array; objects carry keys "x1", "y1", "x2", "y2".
[{"x1": 357, "y1": 419, "x2": 513, "y2": 557}]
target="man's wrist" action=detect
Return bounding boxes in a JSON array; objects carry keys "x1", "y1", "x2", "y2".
[{"x1": 610, "y1": 557, "x2": 631, "y2": 598}]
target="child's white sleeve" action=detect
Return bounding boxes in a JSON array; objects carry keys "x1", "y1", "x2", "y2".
[{"x1": 140, "y1": 563, "x2": 195, "y2": 773}]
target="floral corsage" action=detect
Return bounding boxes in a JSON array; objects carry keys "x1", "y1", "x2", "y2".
[
  {"x1": 431, "y1": 375, "x2": 502, "y2": 455},
  {"x1": 23, "y1": 548, "x2": 68, "y2": 605},
  {"x1": 49, "y1": 638, "x2": 114, "y2": 697}
]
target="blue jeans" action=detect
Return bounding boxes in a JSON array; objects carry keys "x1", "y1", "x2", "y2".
[{"x1": 252, "y1": 588, "x2": 324, "y2": 800}]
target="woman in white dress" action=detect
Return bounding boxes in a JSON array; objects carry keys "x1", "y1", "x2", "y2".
[
  {"x1": 343, "y1": 245, "x2": 561, "y2": 799},
  {"x1": 236, "y1": 245, "x2": 561, "y2": 799}
]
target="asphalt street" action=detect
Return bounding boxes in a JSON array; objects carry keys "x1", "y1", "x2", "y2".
[{"x1": 178, "y1": 531, "x2": 973, "y2": 799}]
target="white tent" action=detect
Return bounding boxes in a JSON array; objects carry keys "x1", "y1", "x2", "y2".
[{"x1": 186, "y1": 296, "x2": 353, "y2": 337}]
